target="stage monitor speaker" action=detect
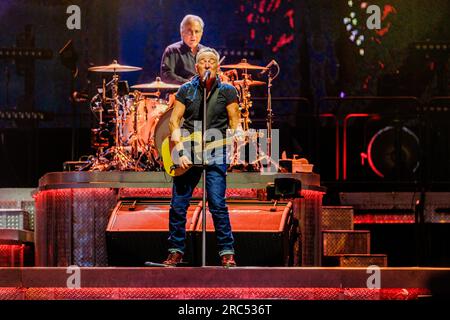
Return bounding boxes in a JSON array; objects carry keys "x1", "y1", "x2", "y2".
[
  {"x1": 274, "y1": 178, "x2": 301, "y2": 198},
  {"x1": 106, "y1": 200, "x2": 201, "y2": 266},
  {"x1": 195, "y1": 200, "x2": 293, "y2": 266}
]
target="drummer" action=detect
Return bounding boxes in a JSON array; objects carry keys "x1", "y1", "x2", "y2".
[{"x1": 160, "y1": 14, "x2": 206, "y2": 85}]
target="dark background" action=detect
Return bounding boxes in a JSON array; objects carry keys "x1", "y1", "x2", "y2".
[{"x1": 0, "y1": 0, "x2": 449, "y2": 187}]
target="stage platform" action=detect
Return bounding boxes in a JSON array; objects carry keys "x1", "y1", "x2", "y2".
[
  {"x1": 34, "y1": 171, "x2": 325, "y2": 268},
  {"x1": 37, "y1": 171, "x2": 323, "y2": 191},
  {"x1": 0, "y1": 267, "x2": 449, "y2": 300}
]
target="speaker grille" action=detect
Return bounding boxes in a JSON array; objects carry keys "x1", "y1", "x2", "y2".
[
  {"x1": 196, "y1": 201, "x2": 293, "y2": 266},
  {"x1": 323, "y1": 231, "x2": 370, "y2": 256},
  {"x1": 106, "y1": 200, "x2": 202, "y2": 266},
  {"x1": 339, "y1": 254, "x2": 388, "y2": 267},
  {"x1": 322, "y1": 206, "x2": 354, "y2": 230}
]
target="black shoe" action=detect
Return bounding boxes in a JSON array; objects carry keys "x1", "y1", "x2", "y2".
[
  {"x1": 163, "y1": 252, "x2": 183, "y2": 267},
  {"x1": 221, "y1": 254, "x2": 237, "y2": 268}
]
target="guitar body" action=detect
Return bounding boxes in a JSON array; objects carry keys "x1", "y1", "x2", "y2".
[
  {"x1": 161, "y1": 132, "x2": 202, "y2": 177},
  {"x1": 161, "y1": 131, "x2": 232, "y2": 177},
  {"x1": 161, "y1": 132, "x2": 233, "y2": 177}
]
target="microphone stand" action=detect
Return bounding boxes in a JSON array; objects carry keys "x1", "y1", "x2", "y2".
[
  {"x1": 258, "y1": 61, "x2": 280, "y2": 173},
  {"x1": 201, "y1": 77, "x2": 208, "y2": 267},
  {"x1": 266, "y1": 71, "x2": 273, "y2": 160}
]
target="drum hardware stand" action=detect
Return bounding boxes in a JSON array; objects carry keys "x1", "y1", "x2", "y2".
[
  {"x1": 145, "y1": 138, "x2": 162, "y2": 170},
  {"x1": 109, "y1": 99, "x2": 143, "y2": 170},
  {"x1": 82, "y1": 60, "x2": 146, "y2": 171},
  {"x1": 237, "y1": 72, "x2": 253, "y2": 132},
  {"x1": 255, "y1": 60, "x2": 280, "y2": 173},
  {"x1": 123, "y1": 90, "x2": 141, "y2": 160},
  {"x1": 86, "y1": 83, "x2": 106, "y2": 171},
  {"x1": 131, "y1": 95, "x2": 139, "y2": 160},
  {"x1": 228, "y1": 71, "x2": 256, "y2": 171},
  {"x1": 231, "y1": 70, "x2": 278, "y2": 172},
  {"x1": 228, "y1": 130, "x2": 265, "y2": 172},
  {"x1": 92, "y1": 72, "x2": 139, "y2": 171},
  {"x1": 251, "y1": 140, "x2": 281, "y2": 173}
]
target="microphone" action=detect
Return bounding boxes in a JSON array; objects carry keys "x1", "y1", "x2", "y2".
[
  {"x1": 260, "y1": 60, "x2": 278, "y2": 75},
  {"x1": 202, "y1": 70, "x2": 211, "y2": 82}
]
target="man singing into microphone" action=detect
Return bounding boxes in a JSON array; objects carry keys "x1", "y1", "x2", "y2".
[{"x1": 161, "y1": 47, "x2": 241, "y2": 268}]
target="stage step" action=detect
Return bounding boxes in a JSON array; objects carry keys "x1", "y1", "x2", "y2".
[
  {"x1": 0, "y1": 229, "x2": 34, "y2": 267},
  {"x1": 0, "y1": 189, "x2": 35, "y2": 231},
  {"x1": 322, "y1": 206, "x2": 354, "y2": 230},
  {"x1": 322, "y1": 254, "x2": 388, "y2": 267},
  {"x1": 320, "y1": 206, "x2": 389, "y2": 266},
  {"x1": 322, "y1": 230, "x2": 370, "y2": 256},
  {"x1": 0, "y1": 209, "x2": 32, "y2": 230},
  {"x1": 339, "y1": 254, "x2": 388, "y2": 267}
]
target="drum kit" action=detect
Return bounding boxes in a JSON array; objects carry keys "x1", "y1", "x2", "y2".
[{"x1": 84, "y1": 57, "x2": 279, "y2": 172}]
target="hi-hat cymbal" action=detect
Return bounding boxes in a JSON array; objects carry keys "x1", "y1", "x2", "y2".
[
  {"x1": 131, "y1": 77, "x2": 181, "y2": 90},
  {"x1": 221, "y1": 59, "x2": 268, "y2": 70},
  {"x1": 88, "y1": 60, "x2": 142, "y2": 73},
  {"x1": 233, "y1": 79, "x2": 266, "y2": 86}
]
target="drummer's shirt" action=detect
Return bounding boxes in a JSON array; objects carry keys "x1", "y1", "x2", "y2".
[{"x1": 160, "y1": 41, "x2": 206, "y2": 85}]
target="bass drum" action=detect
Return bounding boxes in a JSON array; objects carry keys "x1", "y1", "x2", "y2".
[
  {"x1": 153, "y1": 107, "x2": 184, "y2": 157},
  {"x1": 122, "y1": 97, "x2": 169, "y2": 150}
]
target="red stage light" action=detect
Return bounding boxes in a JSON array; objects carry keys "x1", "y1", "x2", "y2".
[
  {"x1": 0, "y1": 244, "x2": 25, "y2": 267},
  {"x1": 354, "y1": 214, "x2": 415, "y2": 224},
  {"x1": 118, "y1": 187, "x2": 260, "y2": 199},
  {"x1": 0, "y1": 287, "x2": 430, "y2": 300}
]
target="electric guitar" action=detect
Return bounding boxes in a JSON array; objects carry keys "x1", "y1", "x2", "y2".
[{"x1": 161, "y1": 132, "x2": 235, "y2": 177}]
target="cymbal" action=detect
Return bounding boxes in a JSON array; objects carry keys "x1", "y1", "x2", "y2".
[
  {"x1": 221, "y1": 59, "x2": 268, "y2": 70},
  {"x1": 88, "y1": 60, "x2": 142, "y2": 73},
  {"x1": 233, "y1": 79, "x2": 266, "y2": 86},
  {"x1": 131, "y1": 77, "x2": 181, "y2": 90}
]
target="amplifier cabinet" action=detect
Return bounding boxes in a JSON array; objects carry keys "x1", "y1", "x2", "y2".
[
  {"x1": 106, "y1": 200, "x2": 201, "y2": 266},
  {"x1": 195, "y1": 200, "x2": 293, "y2": 266}
]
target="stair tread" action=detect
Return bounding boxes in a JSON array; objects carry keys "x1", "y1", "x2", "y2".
[
  {"x1": 322, "y1": 230, "x2": 370, "y2": 233},
  {"x1": 322, "y1": 206, "x2": 354, "y2": 208},
  {"x1": 337, "y1": 253, "x2": 387, "y2": 257}
]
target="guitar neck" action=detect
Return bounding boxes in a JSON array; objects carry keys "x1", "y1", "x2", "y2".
[{"x1": 204, "y1": 137, "x2": 234, "y2": 151}]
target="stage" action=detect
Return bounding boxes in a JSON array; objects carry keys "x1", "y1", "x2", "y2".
[
  {"x1": 0, "y1": 266, "x2": 448, "y2": 300},
  {"x1": 31, "y1": 171, "x2": 324, "y2": 268},
  {"x1": 1, "y1": 1, "x2": 450, "y2": 311},
  {"x1": 4, "y1": 170, "x2": 450, "y2": 301}
]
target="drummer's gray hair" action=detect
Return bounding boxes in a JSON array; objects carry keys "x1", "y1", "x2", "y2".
[
  {"x1": 180, "y1": 14, "x2": 204, "y2": 34},
  {"x1": 196, "y1": 47, "x2": 220, "y2": 64}
]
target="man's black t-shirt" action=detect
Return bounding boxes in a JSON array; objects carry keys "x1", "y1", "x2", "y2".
[{"x1": 175, "y1": 75, "x2": 238, "y2": 137}]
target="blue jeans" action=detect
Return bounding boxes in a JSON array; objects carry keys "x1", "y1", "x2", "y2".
[{"x1": 168, "y1": 163, "x2": 235, "y2": 256}]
